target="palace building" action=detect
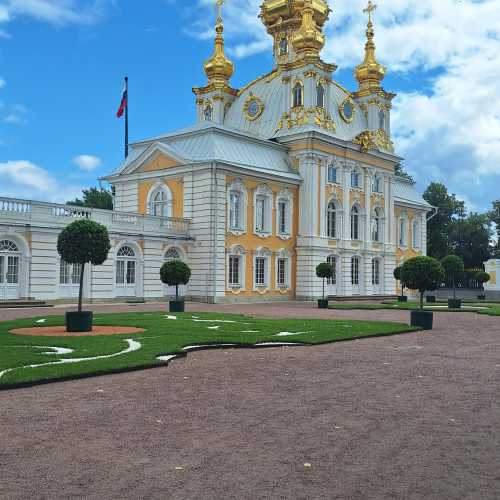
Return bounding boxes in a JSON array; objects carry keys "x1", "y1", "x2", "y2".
[{"x1": 0, "y1": 0, "x2": 432, "y2": 304}]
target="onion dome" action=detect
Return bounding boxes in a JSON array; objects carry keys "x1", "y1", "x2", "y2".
[
  {"x1": 291, "y1": 0, "x2": 325, "y2": 58},
  {"x1": 355, "y1": 1, "x2": 386, "y2": 95}
]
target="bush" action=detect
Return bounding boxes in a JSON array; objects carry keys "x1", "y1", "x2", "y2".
[
  {"x1": 401, "y1": 256, "x2": 445, "y2": 309},
  {"x1": 394, "y1": 266, "x2": 406, "y2": 296},
  {"x1": 475, "y1": 271, "x2": 491, "y2": 287},
  {"x1": 57, "y1": 219, "x2": 111, "y2": 312},
  {"x1": 160, "y1": 261, "x2": 191, "y2": 300},
  {"x1": 316, "y1": 263, "x2": 333, "y2": 300},
  {"x1": 441, "y1": 255, "x2": 464, "y2": 299}
]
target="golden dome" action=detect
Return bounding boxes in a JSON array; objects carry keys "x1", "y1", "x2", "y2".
[
  {"x1": 290, "y1": 0, "x2": 325, "y2": 58},
  {"x1": 260, "y1": 0, "x2": 330, "y2": 34},
  {"x1": 204, "y1": 18, "x2": 234, "y2": 87},
  {"x1": 355, "y1": 1, "x2": 386, "y2": 94}
]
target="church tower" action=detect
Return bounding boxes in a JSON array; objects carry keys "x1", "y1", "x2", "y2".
[{"x1": 193, "y1": 0, "x2": 237, "y2": 124}]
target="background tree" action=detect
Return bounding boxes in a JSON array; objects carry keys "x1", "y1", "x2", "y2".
[
  {"x1": 160, "y1": 261, "x2": 191, "y2": 301},
  {"x1": 67, "y1": 187, "x2": 113, "y2": 210},
  {"x1": 401, "y1": 256, "x2": 445, "y2": 309},
  {"x1": 488, "y1": 200, "x2": 500, "y2": 257},
  {"x1": 475, "y1": 271, "x2": 491, "y2": 289},
  {"x1": 394, "y1": 162, "x2": 414, "y2": 182},
  {"x1": 316, "y1": 263, "x2": 333, "y2": 301},
  {"x1": 450, "y1": 213, "x2": 492, "y2": 268},
  {"x1": 423, "y1": 182, "x2": 466, "y2": 260},
  {"x1": 441, "y1": 255, "x2": 464, "y2": 300},
  {"x1": 57, "y1": 220, "x2": 111, "y2": 312},
  {"x1": 393, "y1": 266, "x2": 406, "y2": 297}
]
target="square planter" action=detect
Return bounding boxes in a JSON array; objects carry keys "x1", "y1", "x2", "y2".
[
  {"x1": 448, "y1": 299, "x2": 462, "y2": 309},
  {"x1": 169, "y1": 300, "x2": 185, "y2": 313},
  {"x1": 426, "y1": 296, "x2": 436, "y2": 304},
  {"x1": 318, "y1": 299, "x2": 329, "y2": 309},
  {"x1": 65, "y1": 311, "x2": 93, "y2": 333},
  {"x1": 410, "y1": 310, "x2": 434, "y2": 330},
  {"x1": 477, "y1": 295, "x2": 486, "y2": 300},
  {"x1": 398, "y1": 296, "x2": 408, "y2": 303}
]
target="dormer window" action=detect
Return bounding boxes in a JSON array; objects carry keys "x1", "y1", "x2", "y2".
[
  {"x1": 316, "y1": 83, "x2": 325, "y2": 108},
  {"x1": 279, "y1": 37, "x2": 288, "y2": 56},
  {"x1": 204, "y1": 104, "x2": 213, "y2": 121},
  {"x1": 292, "y1": 82, "x2": 303, "y2": 108}
]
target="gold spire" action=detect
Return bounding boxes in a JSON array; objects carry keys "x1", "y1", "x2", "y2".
[
  {"x1": 355, "y1": 1, "x2": 386, "y2": 95},
  {"x1": 291, "y1": 0, "x2": 325, "y2": 59},
  {"x1": 204, "y1": 0, "x2": 234, "y2": 88}
]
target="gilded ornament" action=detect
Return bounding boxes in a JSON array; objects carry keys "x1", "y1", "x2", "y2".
[
  {"x1": 304, "y1": 70, "x2": 317, "y2": 78},
  {"x1": 374, "y1": 129, "x2": 395, "y2": 153},
  {"x1": 339, "y1": 97, "x2": 356, "y2": 124},
  {"x1": 243, "y1": 93, "x2": 265, "y2": 121},
  {"x1": 353, "y1": 131, "x2": 376, "y2": 153}
]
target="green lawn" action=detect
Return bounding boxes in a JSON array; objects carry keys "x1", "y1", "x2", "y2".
[
  {"x1": 0, "y1": 312, "x2": 418, "y2": 388},
  {"x1": 329, "y1": 301, "x2": 500, "y2": 316}
]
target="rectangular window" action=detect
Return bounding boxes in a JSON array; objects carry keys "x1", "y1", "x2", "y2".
[
  {"x1": 328, "y1": 166, "x2": 337, "y2": 183},
  {"x1": 352, "y1": 258, "x2": 360, "y2": 285},
  {"x1": 7, "y1": 256, "x2": 19, "y2": 284},
  {"x1": 116, "y1": 260, "x2": 125, "y2": 284},
  {"x1": 327, "y1": 257, "x2": 337, "y2": 285},
  {"x1": 373, "y1": 177, "x2": 381, "y2": 193},
  {"x1": 277, "y1": 258, "x2": 287, "y2": 287},
  {"x1": 372, "y1": 260, "x2": 380, "y2": 285},
  {"x1": 413, "y1": 222, "x2": 420, "y2": 249},
  {"x1": 229, "y1": 192, "x2": 241, "y2": 229},
  {"x1": 278, "y1": 201, "x2": 287, "y2": 234},
  {"x1": 399, "y1": 220, "x2": 406, "y2": 246},
  {"x1": 351, "y1": 171, "x2": 360, "y2": 188},
  {"x1": 228, "y1": 255, "x2": 240, "y2": 286},
  {"x1": 256, "y1": 197, "x2": 266, "y2": 233},
  {"x1": 255, "y1": 257, "x2": 266, "y2": 286},
  {"x1": 72, "y1": 263, "x2": 81, "y2": 285},
  {"x1": 0, "y1": 256, "x2": 4, "y2": 283},
  {"x1": 60, "y1": 260, "x2": 70, "y2": 285},
  {"x1": 126, "y1": 261, "x2": 136, "y2": 285}
]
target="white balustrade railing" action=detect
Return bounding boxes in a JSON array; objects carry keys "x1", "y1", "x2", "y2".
[{"x1": 0, "y1": 196, "x2": 191, "y2": 236}]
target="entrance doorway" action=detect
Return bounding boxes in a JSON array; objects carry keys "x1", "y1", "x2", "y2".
[{"x1": 0, "y1": 240, "x2": 20, "y2": 300}]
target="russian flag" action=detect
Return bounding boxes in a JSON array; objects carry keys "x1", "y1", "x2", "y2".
[{"x1": 116, "y1": 78, "x2": 128, "y2": 118}]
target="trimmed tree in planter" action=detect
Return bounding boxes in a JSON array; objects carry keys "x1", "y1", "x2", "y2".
[
  {"x1": 441, "y1": 255, "x2": 464, "y2": 308},
  {"x1": 475, "y1": 271, "x2": 491, "y2": 300},
  {"x1": 393, "y1": 266, "x2": 408, "y2": 302},
  {"x1": 316, "y1": 262, "x2": 333, "y2": 309},
  {"x1": 401, "y1": 256, "x2": 445, "y2": 330},
  {"x1": 57, "y1": 219, "x2": 111, "y2": 332},
  {"x1": 160, "y1": 260, "x2": 191, "y2": 312}
]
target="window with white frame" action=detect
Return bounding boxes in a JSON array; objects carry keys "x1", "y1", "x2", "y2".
[
  {"x1": 327, "y1": 200, "x2": 339, "y2": 239},
  {"x1": 278, "y1": 200, "x2": 288, "y2": 235},
  {"x1": 412, "y1": 219, "x2": 420, "y2": 249},
  {"x1": 372, "y1": 207, "x2": 382, "y2": 242},
  {"x1": 227, "y1": 246, "x2": 245, "y2": 289},
  {"x1": 116, "y1": 246, "x2": 136, "y2": 285},
  {"x1": 254, "y1": 185, "x2": 272, "y2": 236},
  {"x1": 227, "y1": 180, "x2": 247, "y2": 234},
  {"x1": 372, "y1": 259, "x2": 381, "y2": 285},
  {"x1": 229, "y1": 192, "x2": 242, "y2": 230},
  {"x1": 60, "y1": 260, "x2": 81, "y2": 285},
  {"x1": 351, "y1": 205, "x2": 361, "y2": 240},
  {"x1": 372, "y1": 175, "x2": 382, "y2": 193},
  {"x1": 276, "y1": 190, "x2": 293, "y2": 237},
  {"x1": 228, "y1": 255, "x2": 240, "y2": 286},
  {"x1": 254, "y1": 248, "x2": 271, "y2": 288},
  {"x1": 277, "y1": 258, "x2": 288, "y2": 287},
  {"x1": 327, "y1": 255, "x2": 337, "y2": 285},
  {"x1": 351, "y1": 257, "x2": 360, "y2": 285},
  {"x1": 351, "y1": 170, "x2": 361, "y2": 188},
  {"x1": 399, "y1": 217, "x2": 408, "y2": 247},
  {"x1": 327, "y1": 164, "x2": 338, "y2": 183}
]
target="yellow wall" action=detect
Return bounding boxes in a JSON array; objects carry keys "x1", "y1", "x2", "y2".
[
  {"x1": 489, "y1": 271, "x2": 497, "y2": 285},
  {"x1": 142, "y1": 153, "x2": 181, "y2": 172},
  {"x1": 138, "y1": 178, "x2": 184, "y2": 218},
  {"x1": 225, "y1": 176, "x2": 299, "y2": 298}
]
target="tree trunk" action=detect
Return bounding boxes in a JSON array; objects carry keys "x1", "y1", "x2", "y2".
[
  {"x1": 78, "y1": 262, "x2": 85, "y2": 313},
  {"x1": 323, "y1": 278, "x2": 325, "y2": 300},
  {"x1": 420, "y1": 291, "x2": 424, "y2": 310},
  {"x1": 176, "y1": 284, "x2": 179, "y2": 301}
]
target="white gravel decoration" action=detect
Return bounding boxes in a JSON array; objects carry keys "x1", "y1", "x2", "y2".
[
  {"x1": 241, "y1": 330, "x2": 260, "y2": 333},
  {"x1": 35, "y1": 319, "x2": 47, "y2": 324},
  {"x1": 207, "y1": 326, "x2": 221, "y2": 330},
  {"x1": 165, "y1": 315, "x2": 177, "y2": 320},
  {"x1": 157, "y1": 354, "x2": 179, "y2": 362},
  {"x1": 0, "y1": 339, "x2": 142, "y2": 381},
  {"x1": 275, "y1": 331, "x2": 313, "y2": 337},
  {"x1": 192, "y1": 319, "x2": 238, "y2": 324}
]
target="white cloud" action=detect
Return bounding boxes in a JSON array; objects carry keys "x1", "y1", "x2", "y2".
[
  {"x1": 3, "y1": 103, "x2": 27, "y2": 125},
  {"x1": 0, "y1": 160, "x2": 84, "y2": 202},
  {"x1": 0, "y1": 78, "x2": 5, "y2": 89},
  {"x1": 73, "y1": 154, "x2": 102, "y2": 171}
]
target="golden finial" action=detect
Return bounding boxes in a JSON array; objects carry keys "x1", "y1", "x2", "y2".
[
  {"x1": 290, "y1": 0, "x2": 325, "y2": 59},
  {"x1": 204, "y1": 0, "x2": 234, "y2": 88},
  {"x1": 355, "y1": 0, "x2": 386, "y2": 95}
]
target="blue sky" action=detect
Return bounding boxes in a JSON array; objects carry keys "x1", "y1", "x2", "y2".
[{"x1": 0, "y1": 0, "x2": 499, "y2": 212}]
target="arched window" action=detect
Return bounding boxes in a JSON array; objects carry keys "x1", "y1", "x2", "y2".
[
  {"x1": 151, "y1": 189, "x2": 171, "y2": 217},
  {"x1": 279, "y1": 37, "x2": 288, "y2": 56},
  {"x1": 412, "y1": 220, "x2": 420, "y2": 249},
  {"x1": 316, "y1": 83, "x2": 325, "y2": 108},
  {"x1": 327, "y1": 255, "x2": 337, "y2": 286},
  {"x1": 372, "y1": 207, "x2": 382, "y2": 242},
  {"x1": 204, "y1": 104, "x2": 213, "y2": 121},
  {"x1": 293, "y1": 82, "x2": 303, "y2": 108},
  {"x1": 399, "y1": 217, "x2": 408, "y2": 247},
  {"x1": 351, "y1": 205, "x2": 360, "y2": 240},
  {"x1": 116, "y1": 246, "x2": 136, "y2": 285},
  {"x1": 0, "y1": 240, "x2": 20, "y2": 286},
  {"x1": 165, "y1": 248, "x2": 181, "y2": 261},
  {"x1": 327, "y1": 200, "x2": 338, "y2": 239}
]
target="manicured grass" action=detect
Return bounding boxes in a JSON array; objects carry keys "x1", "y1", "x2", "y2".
[
  {"x1": 0, "y1": 312, "x2": 419, "y2": 388},
  {"x1": 329, "y1": 301, "x2": 500, "y2": 316}
]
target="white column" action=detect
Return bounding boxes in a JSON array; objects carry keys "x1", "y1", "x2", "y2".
[
  {"x1": 384, "y1": 173, "x2": 391, "y2": 245},
  {"x1": 342, "y1": 163, "x2": 352, "y2": 241},
  {"x1": 364, "y1": 168, "x2": 373, "y2": 244},
  {"x1": 319, "y1": 157, "x2": 326, "y2": 237},
  {"x1": 389, "y1": 177, "x2": 396, "y2": 246},
  {"x1": 297, "y1": 153, "x2": 319, "y2": 237}
]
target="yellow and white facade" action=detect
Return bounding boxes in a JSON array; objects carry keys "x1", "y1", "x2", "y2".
[{"x1": 0, "y1": 0, "x2": 432, "y2": 304}]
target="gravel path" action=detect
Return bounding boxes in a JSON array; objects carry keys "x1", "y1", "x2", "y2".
[{"x1": 1, "y1": 302, "x2": 499, "y2": 499}]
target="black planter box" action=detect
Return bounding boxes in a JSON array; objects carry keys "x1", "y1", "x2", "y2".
[
  {"x1": 398, "y1": 296, "x2": 408, "y2": 303},
  {"x1": 318, "y1": 299, "x2": 329, "y2": 309},
  {"x1": 411, "y1": 310, "x2": 433, "y2": 330},
  {"x1": 169, "y1": 300, "x2": 185, "y2": 313},
  {"x1": 448, "y1": 299, "x2": 462, "y2": 309},
  {"x1": 477, "y1": 295, "x2": 486, "y2": 300},
  {"x1": 65, "y1": 311, "x2": 93, "y2": 333},
  {"x1": 426, "y1": 296, "x2": 436, "y2": 303}
]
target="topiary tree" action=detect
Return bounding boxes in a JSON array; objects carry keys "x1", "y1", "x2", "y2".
[
  {"x1": 394, "y1": 266, "x2": 406, "y2": 297},
  {"x1": 401, "y1": 256, "x2": 445, "y2": 309},
  {"x1": 57, "y1": 219, "x2": 111, "y2": 312},
  {"x1": 316, "y1": 262, "x2": 333, "y2": 301},
  {"x1": 441, "y1": 255, "x2": 464, "y2": 300},
  {"x1": 475, "y1": 271, "x2": 491, "y2": 289},
  {"x1": 160, "y1": 260, "x2": 191, "y2": 301}
]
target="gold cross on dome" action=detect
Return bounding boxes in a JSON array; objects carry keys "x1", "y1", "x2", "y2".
[{"x1": 363, "y1": 1, "x2": 377, "y2": 23}]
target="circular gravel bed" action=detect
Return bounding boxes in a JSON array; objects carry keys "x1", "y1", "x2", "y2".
[{"x1": 9, "y1": 326, "x2": 145, "y2": 337}]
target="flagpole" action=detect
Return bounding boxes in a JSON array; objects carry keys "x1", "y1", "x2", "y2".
[{"x1": 124, "y1": 76, "x2": 129, "y2": 159}]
